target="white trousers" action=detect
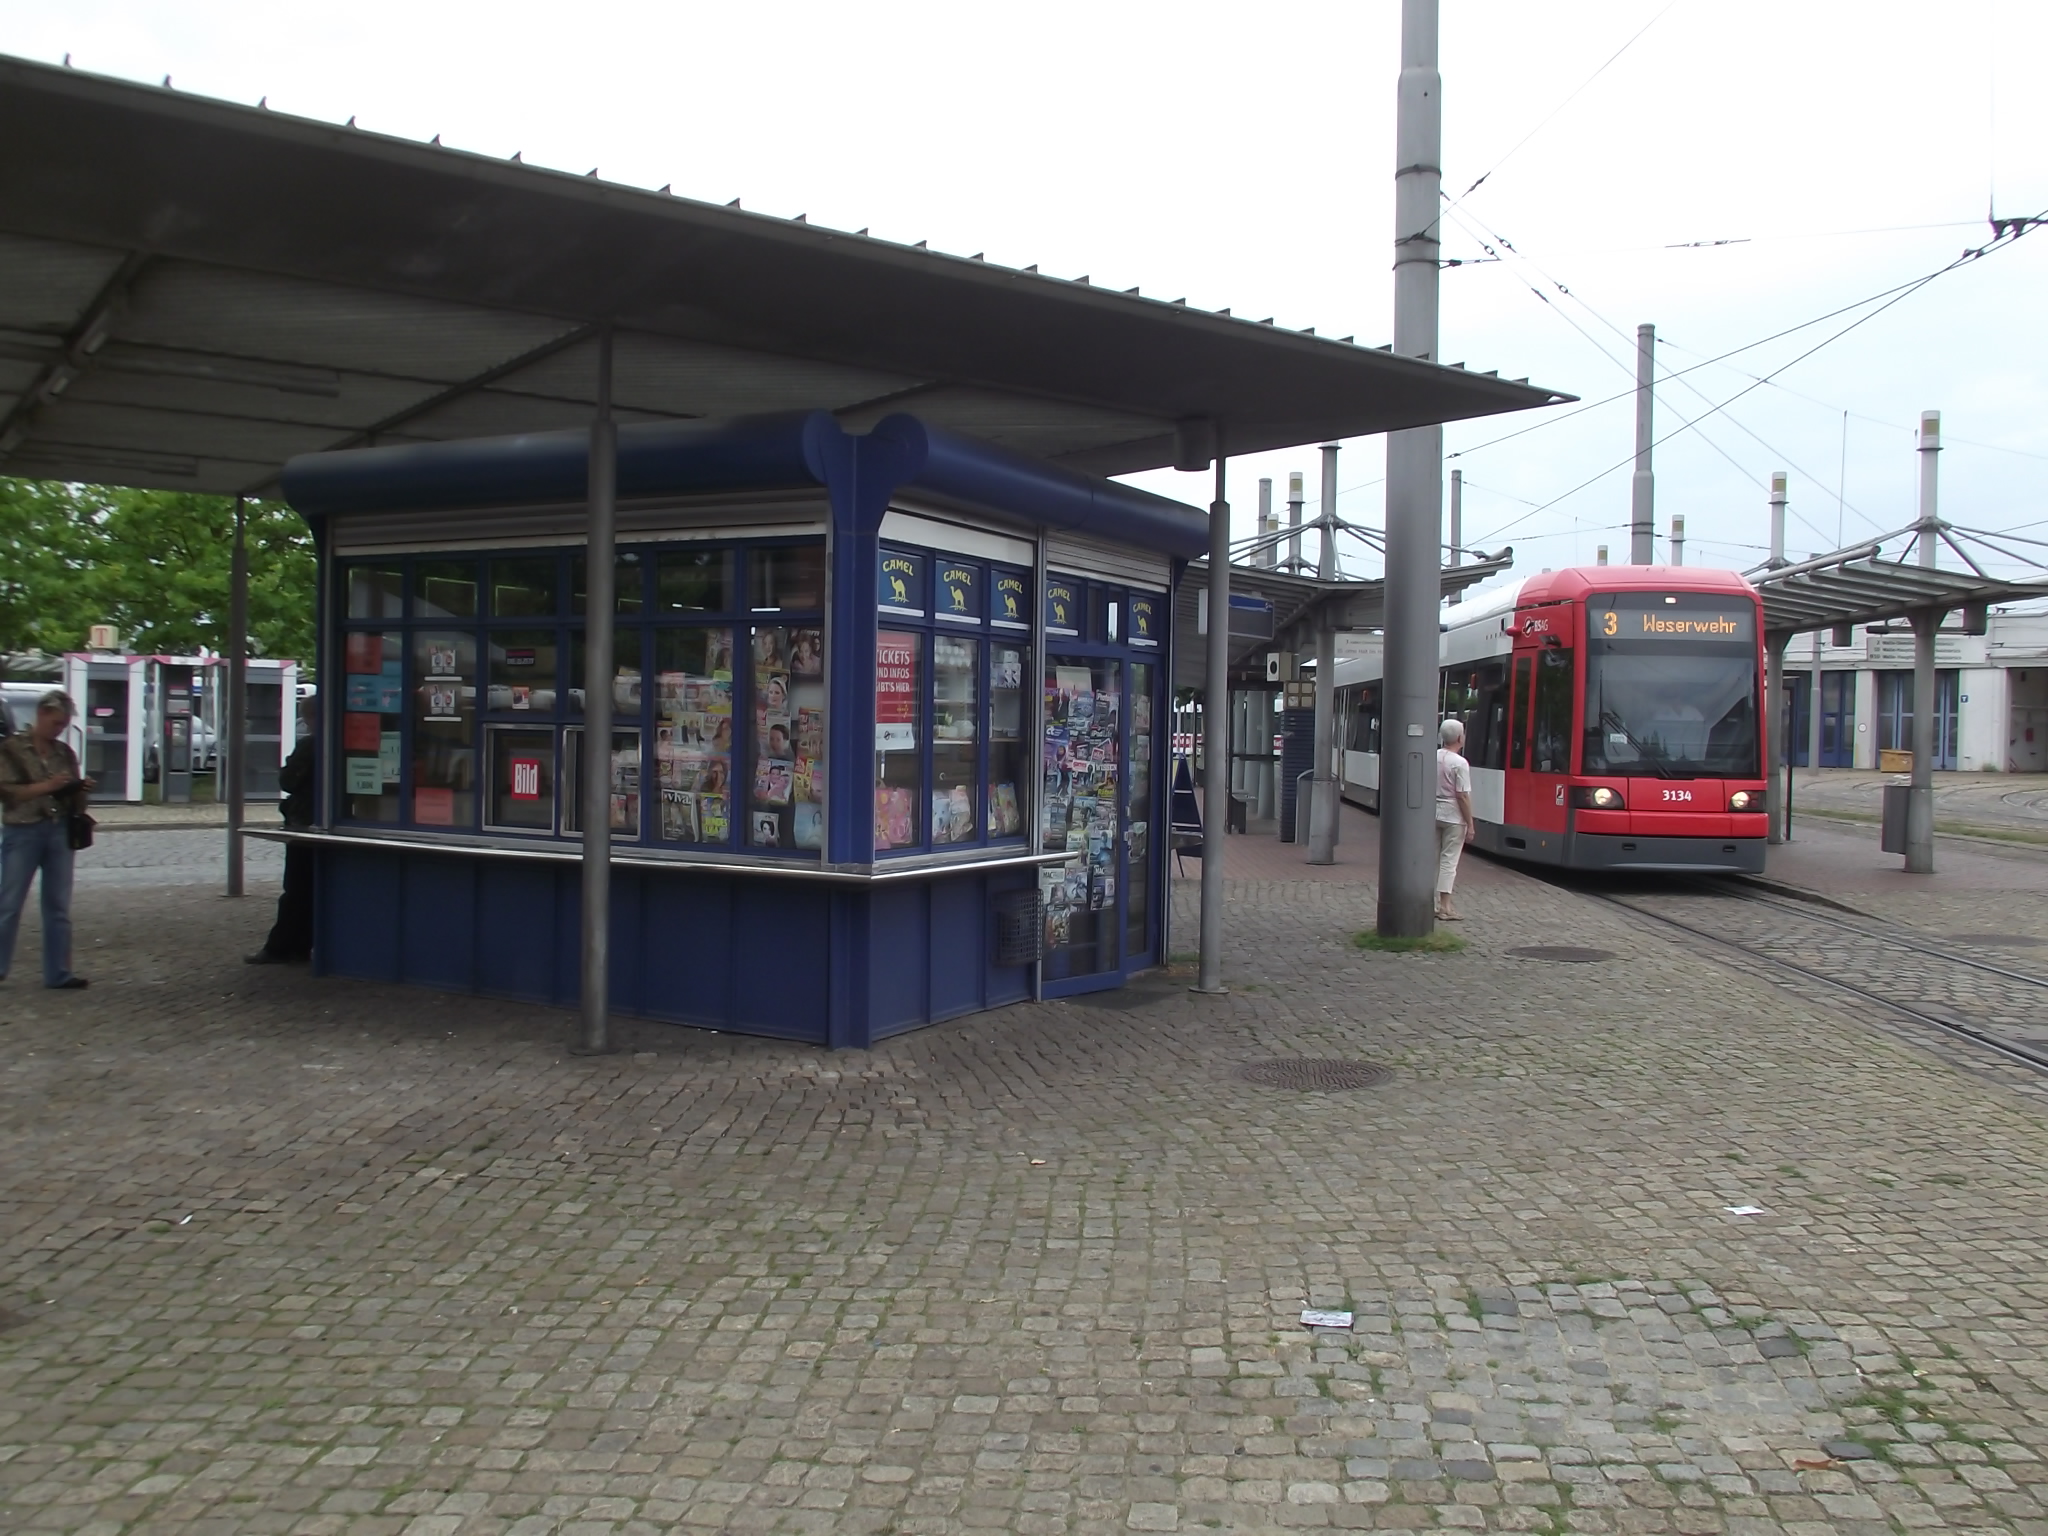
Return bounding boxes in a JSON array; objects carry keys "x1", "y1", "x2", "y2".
[{"x1": 1435, "y1": 818, "x2": 1464, "y2": 896}]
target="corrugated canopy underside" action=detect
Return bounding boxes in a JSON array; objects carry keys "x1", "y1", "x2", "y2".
[
  {"x1": 1753, "y1": 557, "x2": 2048, "y2": 633},
  {"x1": 0, "y1": 54, "x2": 1567, "y2": 497}
]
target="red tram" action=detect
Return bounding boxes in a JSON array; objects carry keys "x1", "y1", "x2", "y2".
[{"x1": 1334, "y1": 565, "x2": 1768, "y2": 872}]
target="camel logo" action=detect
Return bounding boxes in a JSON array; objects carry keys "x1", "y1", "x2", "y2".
[
  {"x1": 1002, "y1": 593, "x2": 1018, "y2": 617},
  {"x1": 889, "y1": 574, "x2": 908, "y2": 604}
]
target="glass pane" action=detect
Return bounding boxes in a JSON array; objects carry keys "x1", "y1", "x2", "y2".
[
  {"x1": 563, "y1": 729, "x2": 643, "y2": 837},
  {"x1": 657, "y1": 547, "x2": 735, "y2": 614},
  {"x1": 346, "y1": 564, "x2": 404, "y2": 620},
  {"x1": 412, "y1": 631, "x2": 477, "y2": 827},
  {"x1": 490, "y1": 556, "x2": 557, "y2": 618},
  {"x1": 415, "y1": 561, "x2": 478, "y2": 620},
  {"x1": 932, "y1": 634, "x2": 979, "y2": 845},
  {"x1": 987, "y1": 643, "x2": 1028, "y2": 837},
  {"x1": 749, "y1": 625, "x2": 826, "y2": 850},
  {"x1": 487, "y1": 630, "x2": 559, "y2": 713},
  {"x1": 572, "y1": 551, "x2": 645, "y2": 615},
  {"x1": 1041, "y1": 658, "x2": 1120, "y2": 977},
  {"x1": 752, "y1": 543, "x2": 825, "y2": 611},
  {"x1": 1126, "y1": 663, "x2": 1153, "y2": 960},
  {"x1": 568, "y1": 626, "x2": 642, "y2": 717},
  {"x1": 340, "y1": 630, "x2": 403, "y2": 822},
  {"x1": 486, "y1": 727, "x2": 556, "y2": 831},
  {"x1": 652, "y1": 627, "x2": 735, "y2": 846},
  {"x1": 874, "y1": 629, "x2": 922, "y2": 852}
]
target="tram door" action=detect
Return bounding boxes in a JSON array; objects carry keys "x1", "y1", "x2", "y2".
[
  {"x1": 1503, "y1": 652, "x2": 1537, "y2": 836},
  {"x1": 1524, "y1": 645, "x2": 1576, "y2": 854}
]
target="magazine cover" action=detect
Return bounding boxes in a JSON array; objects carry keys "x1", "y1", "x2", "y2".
[
  {"x1": 993, "y1": 781, "x2": 1020, "y2": 835},
  {"x1": 875, "y1": 786, "x2": 895, "y2": 849},
  {"x1": 750, "y1": 809, "x2": 781, "y2": 847},
  {"x1": 946, "y1": 784, "x2": 973, "y2": 842},
  {"x1": 698, "y1": 793, "x2": 729, "y2": 839},
  {"x1": 794, "y1": 707, "x2": 824, "y2": 759},
  {"x1": 427, "y1": 643, "x2": 458, "y2": 677},
  {"x1": 753, "y1": 758, "x2": 793, "y2": 807},
  {"x1": 793, "y1": 756, "x2": 819, "y2": 804},
  {"x1": 346, "y1": 632, "x2": 384, "y2": 675},
  {"x1": 753, "y1": 628, "x2": 787, "y2": 672},
  {"x1": 885, "y1": 786, "x2": 914, "y2": 849},
  {"x1": 661, "y1": 789, "x2": 698, "y2": 842},
  {"x1": 793, "y1": 801, "x2": 823, "y2": 849},
  {"x1": 790, "y1": 628, "x2": 823, "y2": 677}
]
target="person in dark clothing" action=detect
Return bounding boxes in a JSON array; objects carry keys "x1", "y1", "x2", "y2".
[{"x1": 247, "y1": 730, "x2": 315, "y2": 964}]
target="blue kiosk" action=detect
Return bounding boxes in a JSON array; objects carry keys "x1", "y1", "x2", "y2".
[{"x1": 281, "y1": 410, "x2": 1203, "y2": 1046}]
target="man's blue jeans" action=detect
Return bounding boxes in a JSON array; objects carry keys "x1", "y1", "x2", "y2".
[{"x1": 0, "y1": 818, "x2": 77, "y2": 987}]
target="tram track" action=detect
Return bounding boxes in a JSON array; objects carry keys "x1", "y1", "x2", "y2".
[{"x1": 1573, "y1": 876, "x2": 2048, "y2": 1076}]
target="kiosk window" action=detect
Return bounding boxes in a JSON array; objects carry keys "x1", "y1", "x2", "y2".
[
  {"x1": 412, "y1": 630, "x2": 476, "y2": 827},
  {"x1": 347, "y1": 565, "x2": 404, "y2": 620},
  {"x1": 563, "y1": 729, "x2": 643, "y2": 837},
  {"x1": 415, "y1": 561, "x2": 477, "y2": 620},
  {"x1": 753, "y1": 545, "x2": 825, "y2": 611},
  {"x1": 488, "y1": 631, "x2": 558, "y2": 714},
  {"x1": 486, "y1": 727, "x2": 555, "y2": 832},
  {"x1": 572, "y1": 552, "x2": 645, "y2": 615},
  {"x1": 748, "y1": 625, "x2": 824, "y2": 850},
  {"x1": 489, "y1": 557, "x2": 557, "y2": 618},
  {"x1": 874, "y1": 630, "x2": 922, "y2": 851},
  {"x1": 932, "y1": 634, "x2": 979, "y2": 844},
  {"x1": 657, "y1": 548, "x2": 735, "y2": 614},
  {"x1": 987, "y1": 642, "x2": 1028, "y2": 838},
  {"x1": 652, "y1": 627, "x2": 736, "y2": 846},
  {"x1": 341, "y1": 629, "x2": 402, "y2": 821}
]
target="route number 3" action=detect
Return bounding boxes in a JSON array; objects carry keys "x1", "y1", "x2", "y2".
[{"x1": 1602, "y1": 610, "x2": 1619, "y2": 636}]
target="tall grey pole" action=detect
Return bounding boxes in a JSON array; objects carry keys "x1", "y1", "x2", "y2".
[
  {"x1": 1670, "y1": 514, "x2": 1685, "y2": 567},
  {"x1": 1257, "y1": 477, "x2": 1275, "y2": 569},
  {"x1": 1446, "y1": 468, "x2": 1462, "y2": 604},
  {"x1": 579, "y1": 328, "x2": 619, "y2": 1052},
  {"x1": 1763, "y1": 631, "x2": 1787, "y2": 845},
  {"x1": 1377, "y1": 0, "x2": 1443, "y2": 937},
  {"x1": 1808, "y1": 630, "x2": 1824, "y2": 779},
  {"x1": 1309, "y1": 443, "x2": 1340, "y2": 864},
  {"x1": 1630, "y1": 323, "x2": 1655, "y2": 563},
  {"x1": 1906, "y1": 410, "x2": 1941, "y2": 873},
  {"x1": 1768, "y1": 471, "x2": 1787, "y2": 567},
  {"x1": 1285, "y1": 471, "x2": 1304, "y2": 574},
  {"x1": 225, "y1": 494, "x2": 248, "y2": 898},
  {"x1": 1195, "y1": 447, "x2": 1230, "y2": 994}
]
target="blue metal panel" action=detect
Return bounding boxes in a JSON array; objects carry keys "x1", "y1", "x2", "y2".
[
  {"x1": 638, "y1": 873, "x2": 736, "y2": 1029},
  {"x1": 321, "y1": 843, "x2": 402, "y2": 981},
  {"x1": 476, "y1": 861, "x2": 560, "y2": 1004},
  {"x1": 400, "y1": 854, "x2": 478, "y2": 992},
  {"x1": 608, "y1": 868, "x2": 645, "y2": 1014},
  {"x1": 730, "y1": 881, "x2": 832, "y2": 1042},
  {"x1": 868, "y1": 882, "x2": 929, "y2": 1037},
  {"x1": 826, "y1": 889, "x2": 867, "y2": 1049},
  {"x1": 928, "y1": 872, "x2": 984, "y2": 1022}
]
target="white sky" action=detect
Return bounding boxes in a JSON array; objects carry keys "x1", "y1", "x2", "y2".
[{"x1": 6, "y1": 0, "x2": 2046, "y2": 586}]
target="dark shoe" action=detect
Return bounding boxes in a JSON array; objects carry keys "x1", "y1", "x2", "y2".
[
  {"x1": 245, "y1": 948, "x2": 287, "y2": 965},
  {"x1": 50, "y1": 976, "x2": 88, "y2": 990}
]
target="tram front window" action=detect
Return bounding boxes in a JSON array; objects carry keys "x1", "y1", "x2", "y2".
[{"x1": 1582, "y1": 648, "x2": 1759, "y2": 777}]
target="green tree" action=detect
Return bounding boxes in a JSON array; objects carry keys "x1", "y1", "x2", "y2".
[{"x1": 0, "y1": 479, "x2": 316, "y2": 668}]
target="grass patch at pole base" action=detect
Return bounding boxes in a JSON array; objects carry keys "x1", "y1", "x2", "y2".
[{"x1": 1353, "y1": 929, "x2": 1468, "y2": 955}]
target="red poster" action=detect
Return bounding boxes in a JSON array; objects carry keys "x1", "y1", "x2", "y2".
[
  {"x1": 345, "y1": 632, "x2": 384, "y2": 675},
  {"x1": 414, "y1": 787, "x2": 455, "y2": 826},
  {"x1": 343, "y1": 711, "x2": 382, "y2": 752},
  {"x1": 875, "y1": 631, "x2": 917, "y2": 752},
  {"x1": 509, "y1": 758, "x2": 542, "y2": 800}
]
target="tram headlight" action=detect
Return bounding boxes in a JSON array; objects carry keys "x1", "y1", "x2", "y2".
[
  {"x1": 1729, "y1": 790, "x2": 1761, "y2": 811},
  {"x1": 1569, "y1": 785, "x2": 1623, "y2": 809}
]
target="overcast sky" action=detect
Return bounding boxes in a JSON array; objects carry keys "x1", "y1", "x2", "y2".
[{"x1": 5, "y1": 1, "x2": 2045, "y2": 588}]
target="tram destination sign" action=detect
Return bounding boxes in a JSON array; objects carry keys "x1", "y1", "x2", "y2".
[{"x1": 1591, "y1": 594, "x2": 1755, "y2": 645}]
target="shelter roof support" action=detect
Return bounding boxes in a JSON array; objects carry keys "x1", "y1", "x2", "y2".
[
  {"x1": 1195, "y1": 443, "x2": 1229, "y2": 996},
  {"x1": 577, "y1": 328, "x2": 618, "y2": 1054}
]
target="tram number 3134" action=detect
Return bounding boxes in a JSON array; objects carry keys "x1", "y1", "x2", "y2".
[{"x1": 1660, "y1": 788, "x2": 1693, "y2": 803}]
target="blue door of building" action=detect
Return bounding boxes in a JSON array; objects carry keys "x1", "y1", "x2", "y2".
[{"x1": 1818, "y1": 672, "x2": 1855, "y2": 766}]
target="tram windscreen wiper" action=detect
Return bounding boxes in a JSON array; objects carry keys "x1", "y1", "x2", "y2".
[{"x1": 1600, "y1": 709, "x2": 1676, "y2": 778}]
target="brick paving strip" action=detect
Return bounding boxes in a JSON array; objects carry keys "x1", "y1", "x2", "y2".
[{"x1": 3, "y1": 842, "x2": 2048, "y2": 1533}]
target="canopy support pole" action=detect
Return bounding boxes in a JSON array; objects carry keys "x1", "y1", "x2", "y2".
[
  {"x1": 1195, "y1": 449, "x2": 1230, "y2": 995},
  {"x1": 225, "y1": 493, "x2": 248, "y2": 898},
  {"x1": 1906, "y1": 607, "x2": 1940, "y2": 873},
  {"x1": 1309, "y1": 443, "x2": 1340, "y2": 865},
  {"x1": 1764, "y1": 631, "x2": 1787, "y2": 846},
  {"x1": 577, "y1": 327, "x2": 618, "y2": 1053}
]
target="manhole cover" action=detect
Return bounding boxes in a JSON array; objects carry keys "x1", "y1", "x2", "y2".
[
  {"x1": 1237, "y1": 1058, "x2": 1390, "y2": 1091},
  {"x1": 1947, "y1": 933, "x2": 2048, "y2": 948},
  {"x1": 1508, "y1": 946, "x2": 1617, "y2": 964}
]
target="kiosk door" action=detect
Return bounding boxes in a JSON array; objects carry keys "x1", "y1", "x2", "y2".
[{"x1": 1042, "y1": 656, "x2": 1123, "y2": 986}]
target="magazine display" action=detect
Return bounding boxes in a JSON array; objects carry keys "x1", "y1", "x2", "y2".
[
  {"x1": 986, "y1": 644, "x2": 1028, "y2": 839},
  {"x1": 1041, "y1": 663, "x2": 1120, "y2": 951},
  {"x1": 874, "y1": 629, "x2": 921, "y2": 851},
  {"x1": 652, "y1": 626, "x2": 733, "y2": 845},
  {"x1": 750, "y1": 625, "x2": 825, "y2": 850},
  {"x1": 932, "y1": 634, "x2": 978, "y2": 844}
]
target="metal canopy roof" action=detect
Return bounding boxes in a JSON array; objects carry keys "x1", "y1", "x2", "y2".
[
  {"x1": 1171, "y1": 554, "x2": 1514, "y2": 690},
  {"x1": 0, "y1": 54, "x2": 1568, "y2": 498},
  {"x1": 1751, "y1": 543, "x2": 2048, "y2": 633}
]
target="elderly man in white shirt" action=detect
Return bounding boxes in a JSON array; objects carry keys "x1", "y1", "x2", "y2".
[{"x1": 1434, "y1": 717, "x2": 1474, "y2": 922}]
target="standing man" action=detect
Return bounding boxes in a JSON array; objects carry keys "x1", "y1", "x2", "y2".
[
  {"x1": 246, "y1": 726, "x2": 315, "y2": 964},
  {"x1": 1435, "y1": 717, "x2": 1474, "y2": 922},
  {"x1": 0, "y1": 689, "x2": 92, "y2": 989}
]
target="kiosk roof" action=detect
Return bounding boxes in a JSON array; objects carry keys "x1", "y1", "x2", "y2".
[{"x1": 0, "y1": 53, "x2": 1567, "y2": 497}]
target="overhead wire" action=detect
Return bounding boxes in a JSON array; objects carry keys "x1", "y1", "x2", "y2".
[{"x1": 1467, "y1": 216, "x2": 2043, "y2": 546}]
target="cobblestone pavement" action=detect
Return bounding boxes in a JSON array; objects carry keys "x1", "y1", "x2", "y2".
[
  {"x1": 6, "y1": 834, "x2": 2048, "y2": 1534},
  {"x1": 1789, "y1": 772, "x2": 2048, "y2": 844}
]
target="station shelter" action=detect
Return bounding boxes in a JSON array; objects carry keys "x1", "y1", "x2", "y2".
[{"x1": 279, "y1": 409, "x2": 1203, "y2": 1046}]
